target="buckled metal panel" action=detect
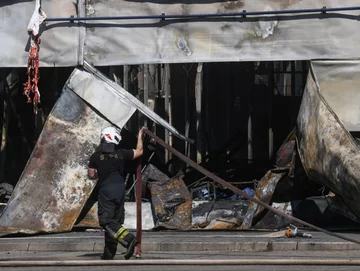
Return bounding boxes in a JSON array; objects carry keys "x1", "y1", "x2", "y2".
[
  {"x1": 0, "y1": 87, "x2": 110, "y2": 235},
  {"x1": 68, "y1": 66, "x2": 137, "y2": 129},
  {"x1": 79, "y1": 61, "x2": 192, "y2": 142},
  {"x1": 297, "y1": 60, "x2": 360, "y2": 219}
]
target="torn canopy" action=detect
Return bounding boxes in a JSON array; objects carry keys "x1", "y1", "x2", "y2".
[{"x1": 3, "y1": 0, "x2": 360, "y2": 67}]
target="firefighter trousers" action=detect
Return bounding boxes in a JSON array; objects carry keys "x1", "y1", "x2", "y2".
[{"x1": 97, "y1": 172, "x2": 135, "y2": 258}]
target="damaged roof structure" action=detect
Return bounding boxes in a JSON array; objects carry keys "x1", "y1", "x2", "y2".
[
  {"x1": 1, "y1": 0, "x2": 360, "y2": 66},
  {"x1": 1, "y1": 0, "x2": 360, "y2": 242}
]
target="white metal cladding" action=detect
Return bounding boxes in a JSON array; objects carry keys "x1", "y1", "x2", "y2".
[
  {"x1": 2, "y1": 0, "x2": 360, "y2": 67},
  {"x1": 311, "y1": 60, "x2": 360, "y2": 132},
  {"x1": 75, "y1": 61, "x2": 193, "y2": 142},
  {"x1": 0, "y1": 0, "x2": 78, "y2": 67},
  {"x1": 67, "y1": 67, "x2": 137, "y2": 130}
]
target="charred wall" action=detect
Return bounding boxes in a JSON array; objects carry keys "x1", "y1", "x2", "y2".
[{"x1": 0, "y1": 61, "x2": 309, "y2": 190}]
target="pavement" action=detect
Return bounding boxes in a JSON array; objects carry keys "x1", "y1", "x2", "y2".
[{"x1": 1, "y1": 230, "x2": 360, "y2": 253}]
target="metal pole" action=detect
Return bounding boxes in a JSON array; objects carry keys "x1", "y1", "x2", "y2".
[
  {"x1": 77, "y1": 0, "x2": 86, "y2": 65},
  {"x1": 195, "y1": 63, "x2": 203, "y2": 164},
  {"x1": 142, "y1": 128, "x2": 360, "y2": 245},
  {"x1": 268, "y1": 62, "x2": 274, "y2": 161},
  {"x1": 247, "y1": 108, "x2": 252, "y2": 164},
  {"x1": 0, "y1": 81, "x2": 9, "y2": 182},
  {"x1": 137, "y1": 66, "x2": 144, "y2": 128},
  {"x1": 291, "y1": 61, "x2": 296, "y2": 126},
  {"x1": 163, "y1": 64, "x2": 170, "y2": 164},
  {"x1": 184, "y1": 65, "x2": 190, "y2": 159},
  {"x1": 135, "y1": 161, "x2": 142, "y2": 258},
  {"x1": 123, "y1": 65, "x2": 129, "y2": 90},
  {"x1": 123, "y1": 65, "x2": 130, "y2": 130},
  {"x1": 143, "y1": 64, "x2": 149, "y2": 128}
]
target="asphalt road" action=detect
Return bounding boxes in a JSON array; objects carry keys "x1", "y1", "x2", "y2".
[
  {"x1": 3, "y1": 266, "x2": 360, "y2": 271},
  {"x1": 1, "y1": 250, "x2": 360, "y2": 271}
]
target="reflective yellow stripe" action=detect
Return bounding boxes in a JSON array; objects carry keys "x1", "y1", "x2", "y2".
[
  {"x1": 119, "y1": 229, "x2": 129, "y2": 240},
  {"x1": 114, "y1": 227, "x2": 127, "y2": 240}
]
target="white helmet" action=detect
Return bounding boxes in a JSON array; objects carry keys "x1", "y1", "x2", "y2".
[{"x1": 100, "y1": 127, "x2": 122, "y2": 145}]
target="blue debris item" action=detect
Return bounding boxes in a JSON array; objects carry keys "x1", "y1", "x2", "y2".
[{"x1": 230, "y1": 187, "x2": 255, "y2": 200}]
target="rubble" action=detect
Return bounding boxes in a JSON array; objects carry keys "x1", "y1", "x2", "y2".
[
  {"x1": 143, "y1": 164, "x2": 192, "y2": 230},
  {"x1": 241, "y1": 171, "x2": 285, "y2": 229}
]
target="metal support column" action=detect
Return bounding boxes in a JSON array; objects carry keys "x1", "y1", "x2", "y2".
[
  {"x1": 184, "y1": 64, "x2": 191, "y2": 160},
  {"x1": 135, "y1": 161, "x2": 142, "y2": 258},
  {"x1": 291, "y1": 61, "x2": 296, "y2": 126},
  {"x1": 123, "y1": 65, "x2": 130, "y2": 131},
  {"x1": 195, "y1": 63, "x2": 203, "y2": 164},
  {"x1": 143, "y1": 64, "x2": 149, "y2": 128},
  {"x1": 247, "y1": 108, "x2": 252, "y2": 164},
  {"x1": 163, "y1": 64, "x2": 171, "y2": 163},
  {"x1": 123, "y1": 65, "x2": 129, "y2": 90},
  {"x1": 0, "y1": 81, "x2": 9, "y2": 182},
  {"x1": 268, "y1": 62, "x2": 274, "y2": 161}
]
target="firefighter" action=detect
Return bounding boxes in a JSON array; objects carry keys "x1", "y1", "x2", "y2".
[{"x1": 88, "y1": 126, "x2": 144, "y2": 260}]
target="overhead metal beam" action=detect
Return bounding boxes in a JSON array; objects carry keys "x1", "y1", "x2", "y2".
[{"x1": 45, "y1": 6, "x2": 360, "y2": 22}]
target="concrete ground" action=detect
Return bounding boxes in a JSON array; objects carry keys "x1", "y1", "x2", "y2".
[
  {"x1": 1, "y1": 250, "x2": 360, "y2": 271},
  {"x1": 1, "y1": 230, "x2": 360, "y2": 252}
]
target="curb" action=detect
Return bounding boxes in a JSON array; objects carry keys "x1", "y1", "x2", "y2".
[{"x1": 1, "y1": 241, "x2": 360, "y2": 252}]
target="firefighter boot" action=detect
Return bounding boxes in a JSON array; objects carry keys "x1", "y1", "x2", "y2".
[
  {"x1": 113, "y1": 227, "x2": 138, "y2": 259},
  {"x1": 101, "y1": 232, "x2": 118, "y2": 260},
  {"x1": 123, "y1": 233, "x2": 138, "y2": 260},
  {"x1": 101, "y1": 246, "x2": 116, "y2": 260}
]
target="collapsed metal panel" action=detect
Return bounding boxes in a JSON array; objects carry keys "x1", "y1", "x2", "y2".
[
  {"x1": 192, "y1": 200, "x2": 249, "y2": 230},
  {"x1": 67, "y1": 66, "x2": 136, "y2": 129},
  {"x1": 0, "y1": 88, "x2": 111, "y2": 235},
  {"x1": 297, "y1": 60, "x2": 360, "y2": 219},
  {"x1": 143, "y1": 164, "x2": 192, "y2": 230},
  {"x1": 241, "y1": 171, "x2": 285, "y2": 229},
  {"x1": 80, "y1": 62, "x2": 193, "y2": 142}
]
